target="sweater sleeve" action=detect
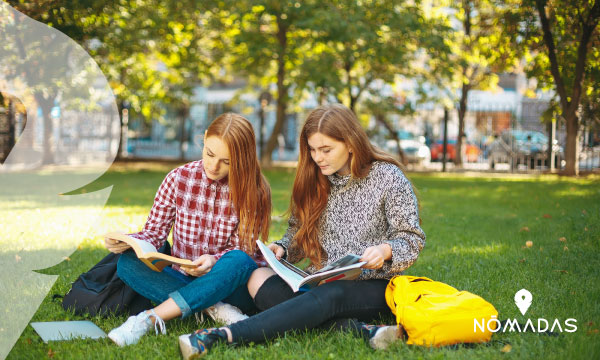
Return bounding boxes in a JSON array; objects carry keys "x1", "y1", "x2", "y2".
[
  {"x1": 274, "y1": 214, "x2": 299, "y2": 255},
  {"x1": 128, "y1": 169, "x2": 177, "y2": 250},
  {"x1": 382, "y1": 171, "x2": 425, "y2": 273}
]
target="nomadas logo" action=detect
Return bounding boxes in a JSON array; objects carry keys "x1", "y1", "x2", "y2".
[{"x1": 474, "y1": 288, "x2": 577, "y2": 333}]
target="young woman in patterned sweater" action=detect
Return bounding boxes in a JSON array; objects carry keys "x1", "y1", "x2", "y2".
[
  {"x1": 105, "y1": 113, "x2": 271, "y2": 346},
  {"x1": 180, "y1": 104, "x2": 425, "y2": 358}
]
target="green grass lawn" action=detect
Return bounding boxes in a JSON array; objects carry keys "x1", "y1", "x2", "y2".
[{"x1": 4, "y1": 162, "x2": 600, "y2": 359}]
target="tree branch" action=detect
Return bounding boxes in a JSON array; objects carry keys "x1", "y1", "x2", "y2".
[
  {"x1": 344, "y1": 58, "x2": 353, "y2": 106},
  {"x1": 566, "y1": 0, "x2": 600, "y2": 116},
  {"x1": 534, "y1": 0, "x2": 569, "y2": 111},
  {"x1": 354, "y1": 75, "x2": 373, "y2": 104}
]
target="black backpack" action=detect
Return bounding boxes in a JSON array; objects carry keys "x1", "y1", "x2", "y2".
[{"x1": 61, "y1": 242, "x2": 170, "y2": 317}]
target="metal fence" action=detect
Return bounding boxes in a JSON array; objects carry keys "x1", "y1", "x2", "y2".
[
  {"x1": 456, "y1": 98, "x2": 599, "y2": 173},
  {"x1": 1, "y1": 95, "x2": 597, "y2": 173},
  {"x1": 124, "y1": 101, "x2": 300, "y2": 162},
  {"x1": 0, "y1": 97, "x2": 118, "y2": 166}
]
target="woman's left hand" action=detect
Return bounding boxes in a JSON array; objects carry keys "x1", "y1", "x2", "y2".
[
  {"x1": 360, "y1": 244, "x2": 392, "y2": 269},
  {"x1": 182, "y1": 254, "x2": 217, "y2": 277}
]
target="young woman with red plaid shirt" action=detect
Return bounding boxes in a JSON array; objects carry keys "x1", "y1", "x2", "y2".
[{"x1": 104, "y1": 113, "x2": 271, "y2": 346}]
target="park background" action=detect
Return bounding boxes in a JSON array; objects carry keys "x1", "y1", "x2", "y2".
[{"x1": 0, "y1": 0, "x2": 599, "y2": 358}]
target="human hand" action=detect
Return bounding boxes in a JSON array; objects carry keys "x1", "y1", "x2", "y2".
[
  {"x1": 267, "y1": 243, "x2": 285, "y2": 260},
  {"x1": 104, "y1": 236, "x2": 131, "y2": 254},
  {"x1": 360, "y1": 244, "x2": 392, "y2": 269},
  {"x1": 182, "y1": 254, "x2": 217, "y2": 277}
]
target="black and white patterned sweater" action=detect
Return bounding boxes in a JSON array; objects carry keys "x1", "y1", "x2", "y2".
[{"x1": 275, "y1": 161, "x2": 426, "y2": 280}]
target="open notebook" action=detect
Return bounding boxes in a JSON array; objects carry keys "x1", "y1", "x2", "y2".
[{"x1": 30, "y1": 321, "x2": 107, "y2": 343}]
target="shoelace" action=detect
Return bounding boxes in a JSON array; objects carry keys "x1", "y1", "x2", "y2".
[
  {"x1": 195, "y1": 311, "x2": 205, "y2": 324},
  {"x1": 147, "y1": 309, "x2": 166, "y2": 335}
]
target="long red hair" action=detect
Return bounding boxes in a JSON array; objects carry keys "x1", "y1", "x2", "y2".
[
  {"x1": 291, "y1": 104, "x2": 405, "y2": 267},
  {"x1": 206, "y1": 113, "x2": 271, "y2": 253}
]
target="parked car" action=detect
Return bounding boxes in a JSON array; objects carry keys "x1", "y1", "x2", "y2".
[
  {"x1": 487, "y1": 130, "x2": 563, "y2": 169},
  {"x1": 384, "y1": 131, "x2": 431, "y2": 166},
  {"x1": 430, "y1": 139, "x2": 481, "y2": 162}
]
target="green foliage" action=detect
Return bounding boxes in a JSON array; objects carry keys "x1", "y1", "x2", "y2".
[
  {"x1": 498, "y1": 0, "x2": 599, "y2": 175},
  {"x1": 201, "y1": 0, "x2": 323, "y2": 163},
  {"x1": 213, "y1": 1, "x2": 312, "y2": 82},
  {"x1": 4, "y1": 163, "x2": 600, "y2": 359},
  {"x1": 507, "y1": 0, "x2": 599, "y2": 97},
  {"x1": 416, "y1": 0, "x2": 517, "y2": 104},
  {"x1": 296, "y1": 0, "x2": 449, "y2": 112},
  {"x1": 7, "y1": 0, "x2": 597, "y2": 170},
  {"x1": 89, "y1": 1, "x2": 226, "y2": 121},
  {"x1": 7, "y1": 0, "x2": 228, "y2": 123},
  {"x1": 510, "y1": 0, "x2": 600, "y2": 128},
  {"x1": 415, "y1": 0, "x2": 520, "y2": 166}
]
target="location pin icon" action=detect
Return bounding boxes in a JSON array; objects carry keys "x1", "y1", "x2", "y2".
[{"x1": 514, "y1": 289, "x2": 533, "y2": 315}]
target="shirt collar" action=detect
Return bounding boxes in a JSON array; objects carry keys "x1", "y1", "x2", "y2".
[
  {"x1": 200, "y1": 160, "x2": 229, "y2": 186},
  {"x1": 327, "y1": 172, "x2": 351, "y2": 187}
]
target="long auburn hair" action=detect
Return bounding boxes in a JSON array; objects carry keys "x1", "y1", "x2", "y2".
[
  {"x1": 206, "y1": 113, "x2": 271, "y2": 253},
  {"x1": 291, "y1": 103, "x2": 406, "y2": 267}
]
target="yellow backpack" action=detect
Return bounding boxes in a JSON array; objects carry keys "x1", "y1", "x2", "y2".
[{"x1": 385, "y1": 276, "x2": 498, "y2": 347}]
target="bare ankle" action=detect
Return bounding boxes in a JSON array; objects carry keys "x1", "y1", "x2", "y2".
[
  {"x1": 145, "y1": 310, "x2": 157, "y2": 324},
  {"x1": 220, "y1": 327, "x2": 233, "y2": 343}
]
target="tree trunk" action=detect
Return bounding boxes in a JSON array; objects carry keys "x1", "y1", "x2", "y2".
[
  {"x1": 534, "y1": 0, "x2": 600, "y2": 175},
  {"x1": 318, "y1": 88, "x2": 327, "y2": 105},
  {"x1": 456, "y1": 0, "x2": 472, "y2": 168},
  {"x1": 116, "y1": 100, "x2": 125, "y2": 160},
  {"x1": 563, "y1": 112, "x2": 579, "y2": 175},
  {"x1": 546, "y1": 120, "x2": 554, "y2": 171},
  {"x1": 349, "y1": 95, "x2": 357, "y2": 114},
  {"x1": 178, "y1": 105, "x2": 190, "y2": 161},
  {"x1": 456, "y1": 82, "x2": 469, "y2": 167},
  {"x1": 116, "y1": 67, "x2": 128, "y2": 161},
  {"x1": 343, "y1": 58, "x2": 356, "y2": 113},
  {"x1": 258, "y1": 103, "x2": 266, "y2": 160},
  {"x1": 6, "y1": 98, "x2": 15, "y2": 159},
  {"x1": 261, "y1": 17, "x2": 288, "y2": 168},
  {"x1": 0, "y1": 97, "x2": 15, "y2": 164},
  {"x1": 442, "y1": 107, "x2": 449, "y2": 172},
  {"x1": 374, "y1": 113, "x2": 407, "y2": 165},
  {"x1": 35, "y1": 93, "x2": 55, "y2": 165}
]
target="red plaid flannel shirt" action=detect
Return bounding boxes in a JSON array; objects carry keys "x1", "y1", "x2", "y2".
[{"x1": 129, "y1": 160, "x2": 265, "y2": 274}]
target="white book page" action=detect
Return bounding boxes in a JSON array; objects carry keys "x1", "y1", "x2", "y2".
[
  {"x1": 256, "y1": 241, "x2": 304, "y2": 285},
  {"x1": 133, "y1": 238, "x2": 158, "y2": 255}
]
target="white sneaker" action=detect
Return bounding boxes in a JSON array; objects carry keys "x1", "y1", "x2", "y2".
[
  {"x1": 366, "y1": 325, "x2": 404, "y2": 350},
  {"x1": 178, "y1": 334, "x2": 200, "y2": 360},
  {"x1": 202, "y1": 302, "x2": 249, "y2": 325},
  {"x1": 108, "y1": 309, "x2": 166, "y2": 346}
]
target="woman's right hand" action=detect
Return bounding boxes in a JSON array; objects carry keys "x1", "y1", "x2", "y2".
[
  {"x1": 104, "y1": 236, "x2": 131, "y2": 254},
  {"x1": 267, "y1": 243, "x2": 285, "y2": 260}
]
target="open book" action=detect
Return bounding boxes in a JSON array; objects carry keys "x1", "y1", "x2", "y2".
[
  {"x1": 105, "y1": 232, "x2": 194, "y2": 272},
  {"x1": 256, "y1": 240, "x2": 366, "y2": 292}
]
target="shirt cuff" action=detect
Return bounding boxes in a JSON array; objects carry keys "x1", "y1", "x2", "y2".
[
  {"x1": 273, "y1": 241, "x2": 288, "y2": 257},
  {"x1": 169, "y1": 290, "x2": 192, "y2": 318}
]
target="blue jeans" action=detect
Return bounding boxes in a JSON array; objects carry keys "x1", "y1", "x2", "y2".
[{"x1": 117, "y1": 249, "x2": 258, "y2": 318}]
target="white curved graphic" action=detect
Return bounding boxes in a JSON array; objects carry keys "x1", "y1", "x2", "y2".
[{"x1": 0, "y1": 3, "x2": 119, "y2": 358}]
